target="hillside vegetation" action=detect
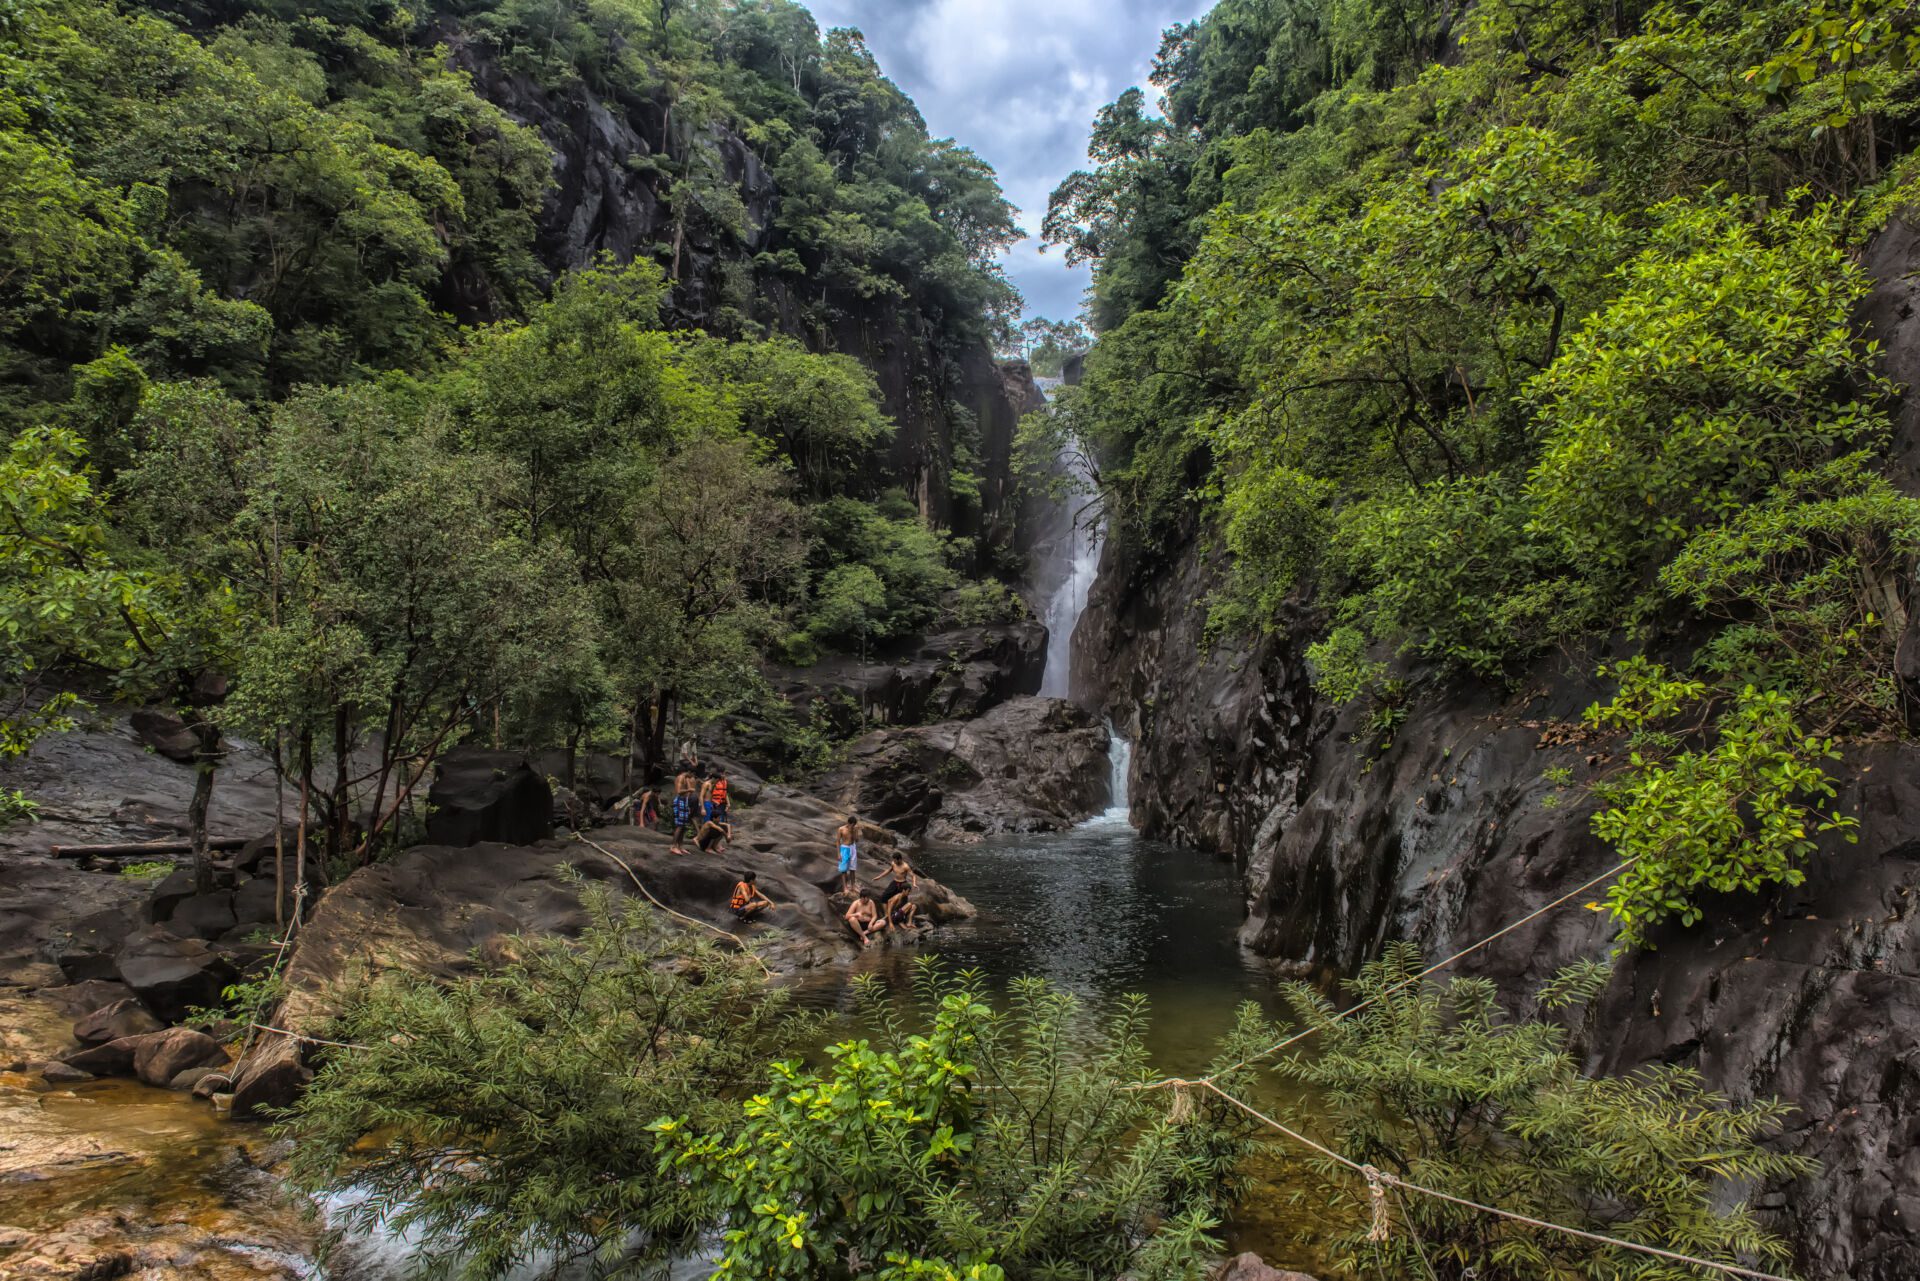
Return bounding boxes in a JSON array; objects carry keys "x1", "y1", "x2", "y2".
[
  {"x1": 1041, "y1": 0, "x2": 1920, "y2": 945},
  {"x1": 0, "y1": 0, "x2": 1029, "y2": 857}
]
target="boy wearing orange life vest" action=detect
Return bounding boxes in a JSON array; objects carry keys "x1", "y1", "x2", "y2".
[
  {"x1": 729, "y1": 871, "x2": 773, "y2": 921},
  {"x1": 708, "y1": 770, "x2": 731, "y2": 825}
]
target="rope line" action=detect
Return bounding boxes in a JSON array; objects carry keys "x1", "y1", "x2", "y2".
[
  {"x1": 1187, "y1": 1078, "x2": 1797, "y2": 1281},
  {"x1": 247, "y1": 1022, "x2": 373, "y2": 1051},
  {"x1": 569, "y1": 832, "x2": 774, "y2": 977},
  {"x1": 1159, "y1": 855, "x2": 1638, "y2": 1090}
]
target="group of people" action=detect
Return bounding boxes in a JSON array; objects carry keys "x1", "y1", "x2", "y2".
[
  {"x1": 629, "y1": 760, "x2": 928, "y2": 949},
  {"x1": 721, "y1": 810, "x2": 927, "y2": 948},
  {"x1": 628, "y1": 762, "x2": 733, "y2": 855},
  {"x1": 835, "y1": 813, "x2": 925, "y2": 947}
]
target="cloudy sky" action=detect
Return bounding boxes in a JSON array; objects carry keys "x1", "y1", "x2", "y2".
[{"x1": 804, "y1": 0, "x2": 1214, "y2": 325}]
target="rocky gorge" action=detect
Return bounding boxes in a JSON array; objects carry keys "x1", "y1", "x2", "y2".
[{"x1": 1064, "y1": 221, "x2": 1920, "y2": 1281}]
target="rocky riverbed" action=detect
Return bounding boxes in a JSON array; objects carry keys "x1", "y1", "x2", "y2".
[{"x1": 0, "y1": 691, "x2": 1112, "y2": 1276}]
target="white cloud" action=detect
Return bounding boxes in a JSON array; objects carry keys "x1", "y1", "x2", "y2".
[{"x1": 804, "y1": 0, "x2": 1214, "y2": 322}]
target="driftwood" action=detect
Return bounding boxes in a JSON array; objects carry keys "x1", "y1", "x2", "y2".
[{"x1": 51, "y1": 835, "x2": 251, "y2": 859}]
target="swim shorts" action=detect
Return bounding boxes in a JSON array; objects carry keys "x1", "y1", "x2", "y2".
[{"x1": 838, "y1": 844, "x2": 857, "y2": 873}]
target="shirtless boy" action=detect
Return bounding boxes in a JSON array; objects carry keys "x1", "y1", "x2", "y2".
[
  {"x1": 843, "y1": 890, "x2": 885, "y2": 948},
  {"x1": 834, "y1": 813, "x2": 861, "y2": 894}
]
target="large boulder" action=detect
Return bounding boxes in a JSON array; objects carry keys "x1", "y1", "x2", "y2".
[
  {"x1": 51, "y1": 908, "x2": 136, "y2": 984},
  {"x1": 165, "y1": 892, "x2": 238, "y2": 940},
  {"x1": 228, "y1": 1033, "x2": 311, "y2": 1120},
  {"x1": 424, "y1": 749, "x2": 554, "y2": 848},
  {"x1": 62, "y1": 1035, "x2": 141, "y2": 1076},
  {"x1": 129, "y1": 709, "x2": 199, "y2": 764},
  {"x1": 113, "y1": 926, "x2": 236, "y2": 1023},
  {"x1": 821, "y1": 696, "x2": 1111, "y2": 839},
  {"x1": 73, "y1": 998, "x2": 162, "y2": 1046},
  {"x1": 130, "y1": 1027, "x2": 228, "y2": 1087}
]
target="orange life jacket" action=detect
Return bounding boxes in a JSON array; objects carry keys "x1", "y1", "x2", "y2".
[
  {"x1": 712, "y1": 778, "x2": 730, "y2": 805},
  {"x1": 730, "y1": 881, "x2": 752, "y2": 910}
]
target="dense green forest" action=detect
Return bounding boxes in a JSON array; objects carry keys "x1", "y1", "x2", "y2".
[
  {"x1": 5, "y1": 0, "x2": 1913, "y2": 1276},
  {"x1": 1040, "y1": 0, "x2": 1920, "y2": 944},
  {"x1": 0, "y1": 0, "x2": 1030, "y2": 858}
]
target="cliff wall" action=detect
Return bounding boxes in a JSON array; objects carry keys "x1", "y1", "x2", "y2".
[
  {"x1": 448, "y1": 39, "x2": 1042, "y2": 558},
  {"x1": 1071, "y1": 228, "x2": 1920, "y2": 1281}
]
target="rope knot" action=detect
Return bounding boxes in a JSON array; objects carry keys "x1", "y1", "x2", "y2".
[{"x1": 1361, "y1": 1164, "x2": 1391, "y2": 1243}]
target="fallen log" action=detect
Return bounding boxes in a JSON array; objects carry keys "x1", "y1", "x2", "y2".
[{"x1": 51, "y1": 836, "x2": 252, "y2": 859}]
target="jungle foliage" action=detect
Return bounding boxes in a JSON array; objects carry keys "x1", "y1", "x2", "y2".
[
  {"x1": 0, "y1": 0, "x2": 1030, "y2": 857},
  {"x1": 1041, "y1": 0, "x2": 1920, "y2": 946}
]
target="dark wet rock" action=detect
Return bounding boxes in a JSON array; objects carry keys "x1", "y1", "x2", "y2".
[
  {"x1": 145, "y1": 869, "x2": 199, "y2": 923},
  {"x1": 424, "y1": 749, "x2": 553, "y2": 848},
  {"x1": 1080, "y1": 516, "x2": 1920, "y2": 1275},
  {"x1": 50, "y1": 908, "x2": 137, "y2": 984},
  {"x1": 39, "y1": 1060, "x2": 91, "y2": 1085},
  {"x1": 231, "y1": 873, "x2": 289, "y2": 928},
  {"x1": 1213, "y1": 1255, "x2": 1319, "y2": 1281},
  {"x1": 114, "y1": 927, "x2": 236, "y2": 1023},
  {"x1": 38, "y1": 980, "x2": 136, "y2": 1019},
  {"x1": 820, "y1": 696, "x2": 1109, "y2": 839},
  {"x1": 72, "y1": 999, "x2": 162, "y2": 1046},
  {"x1": 769, "y1": 623, "x2": 1047, "y2": 735},
  {"x1": 131, "y1": 1027, "x2": 228, "y2": 1087},
  {"x1": 62, "y1": 1036, "x2": 140, "y2": 1076},
  {"x1": 129, "y1": 710, "x2": 198, "y2": 764},
  {"x1": 164, "y1": 891, "x2": 238, "y2": 941}
]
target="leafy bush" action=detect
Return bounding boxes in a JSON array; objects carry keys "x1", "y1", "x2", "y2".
[
  {"x1": 1277, "y1": 944, "x2": 1812, "y2": 1279},
  {"x1": 1660, "y1": 454, "x2": 1920, "y2": 729},
  {"x1": 1527, "y1": 199, "x2": 1889, "y2": 576},
  {"x1": 280, "y1": 885, "x2": 813, "y2": 1279},
  {"x1": 1585, "y1": 659, "x2": 1858, "y2": 947},
  {"x1": 653, "y1": 967, "x2": 1276, "y2": 1281},
  {"x1": 118, "y1": 859, "x2": 173, "y2": 879}
]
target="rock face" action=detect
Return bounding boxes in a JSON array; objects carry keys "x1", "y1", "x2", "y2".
[
  {"x1": 440, "y1": 36, "x2": 1043, "y2": 556},
  {"x1": 424, "y1": 749, "x2": 554, "y2": 848},
  {"x1": 820, "y1": 696, "x2": 1111, "y2": 839},
  {"x1": 1213, "y1": 1255, "x2": 1319, "y2": 1281},
  {"x1": 130, "y1": 1027, "x2": 229, "y2": 1088},
  {"x1": 1069, "y1": 223, "x2": 1920, "y2": 1280},
  {"x1": 769, "y1": 622, "x2": 1048, "y2": 733},
  {"x1": 1079, "y1": 537, "x2": 1920, "y2": 1278}
]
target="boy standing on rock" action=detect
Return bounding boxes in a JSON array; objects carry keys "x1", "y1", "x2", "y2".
[
  {"x1": 835, "y1": 813, "x2": 860, "y2": 894},
  {"x1": 670, "y1": 765, "x2": 698, "y2": 854}
]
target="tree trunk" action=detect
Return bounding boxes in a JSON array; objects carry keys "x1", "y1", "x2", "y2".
[
  {"x1": 296, "y1": 731, "x2": 312, "y2": 915},
  {"x1": 648, "y1": 689, "x2": 671, "y2": 780},
  {"x1": 331, "y1": 703, "x2": 350, "y2": 866},
  {"x1": 187, "y1": 717, "x2": 222, "y2": 895},
  {"x1": 272, "y1": 729, "x2": 287, "y2": 927},
  {"x1": 565, "y1": 727, "x2": 579, "y2": 792}
]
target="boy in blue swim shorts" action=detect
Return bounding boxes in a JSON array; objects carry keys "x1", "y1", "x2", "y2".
[{"x1": 835, "y1": 813, "x2": 860, "y2": 893}]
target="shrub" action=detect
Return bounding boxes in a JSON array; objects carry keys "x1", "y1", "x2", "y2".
[
  {"x1": 280, "y1": 885, "x2": 814, "y2": 1279},
  {"x1": 1585, "y1": 658, "x2": 1858, "y2": 947},
  {"x1": 1277, "y1": 944, "x2": 1812, "y2": 1279},
  {"x1": 652, "y1": 966, "x2": 1277, "y2": 1281}
]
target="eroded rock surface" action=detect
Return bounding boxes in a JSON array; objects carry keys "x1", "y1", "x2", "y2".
[{"x1": 821, "y1": 695, "x2": 1110, "y2": 839}]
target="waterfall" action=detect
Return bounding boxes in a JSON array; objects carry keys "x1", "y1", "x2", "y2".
[
  {"x1": 1079, "y1": 727, "x2": 1132, "y2": 829},
  {"x1": 1104, "y1": 730, "x2": 1131, "y2": 819},
  {"x1": 1031, "y1": 382, "x2": 1103, "y2": 699}
]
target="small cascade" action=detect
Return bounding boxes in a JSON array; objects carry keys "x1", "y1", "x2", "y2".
[{"x1": 1084, "y1": 727, "x2": 1133, "y2": 828}]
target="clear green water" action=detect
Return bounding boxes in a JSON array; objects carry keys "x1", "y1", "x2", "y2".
[{"x1": 793, "y1": 819, "x2": 1347, "y2": 1271}]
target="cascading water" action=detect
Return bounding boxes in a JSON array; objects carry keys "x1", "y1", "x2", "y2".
[
  {"x1": 1030, "y1": 378, "x2": 1103, "y2": 700},
  {"x1": 1087, "y1": 728, "x2": 1132, "y2": 826}
]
